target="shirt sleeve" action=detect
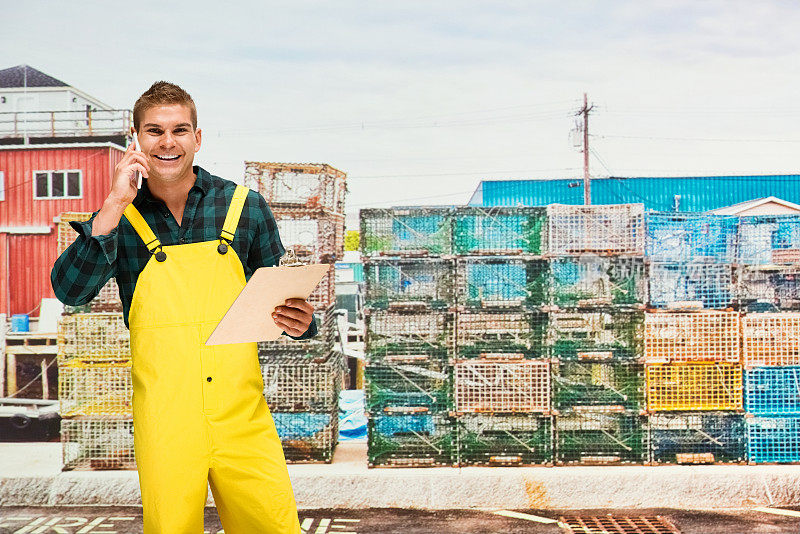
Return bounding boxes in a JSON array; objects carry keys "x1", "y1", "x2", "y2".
[
  {"x1": 50, "y1": 211, "x2": 117, "y2": 306},
  {"x1": 246, "y1": 191, "x2": 318, "y2": 341}
]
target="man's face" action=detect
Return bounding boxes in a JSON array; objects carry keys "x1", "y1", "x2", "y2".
[{"x1": 136, "y1": 104, "x2": 201, "y2": 184}]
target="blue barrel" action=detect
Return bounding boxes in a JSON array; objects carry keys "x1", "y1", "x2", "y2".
[{"x1": 10, "y1": 314, "x2": 29, "y2": 333}]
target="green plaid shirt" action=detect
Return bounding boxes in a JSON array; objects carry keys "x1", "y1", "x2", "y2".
[{"x1": 51, "y1": 165, "x2": 317, "y2": 339}]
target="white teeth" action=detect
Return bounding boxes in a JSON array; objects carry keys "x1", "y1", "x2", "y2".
[{"x1": 155, "y1": 155, "x2": 180, "y2": 160}]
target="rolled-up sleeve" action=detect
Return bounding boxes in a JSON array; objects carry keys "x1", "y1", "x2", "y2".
[{"x1": 50, "y1": 212, "x2": 117, "y2": 306}]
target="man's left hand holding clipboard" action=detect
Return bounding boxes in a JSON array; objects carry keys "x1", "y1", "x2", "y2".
[{"x1": 273, "y1": 298, "x2": 315, "y2": 338}]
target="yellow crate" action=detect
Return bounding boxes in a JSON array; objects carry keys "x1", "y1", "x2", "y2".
[
  {"x1": 58, "y1": 313, "x2": 130, "y2": 364},
  {"x1": 644, "y1": 311, "x2": 740, "y2": 363},
  {"x1": 646, "y1": 363, "x2": 743, "y2": 411},
  {"x1": 743, "y1": 312, "x2": 800, "y2": 367},
  {"x1": 58, "y1": 359, "x2": 132, "y2": 418}
]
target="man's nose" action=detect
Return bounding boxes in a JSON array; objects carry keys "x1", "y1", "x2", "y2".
[{"x1": 160, "y1": 131, "x2": 177, "y2": 147}]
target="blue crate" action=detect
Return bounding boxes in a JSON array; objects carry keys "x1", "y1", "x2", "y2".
[
  {"x1": 368, "y1": 413, "x2": 455, "y2": 466},
  {"x1": 646, "y1": 212, "x2": 739, "y2": 263},
  {"x1": 739, "y1": 215, "x2": 800, "y2": 265},
  {"x1": 550, "y1": 256, "x2": 646, "y2": 308},
  {"x1": 456, "y1": 257, "x2": 549, "y2": 308},
  {"x1": 747, "y1": 416, "x2": 800, "y2": 463},
  {"x1": 745, "y1": 366, "x2": 800, "y2": 416},
  {"x1": 649, "y1": 413, "x2": 746, "y2": 464},
  {"x1": 648, "y1": 262, "x2": 734, "y2": 310}
]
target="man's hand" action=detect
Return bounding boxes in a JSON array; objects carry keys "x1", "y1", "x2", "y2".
[{"x1": 272, "y1": 298, "x2": 315, "y2": 337}]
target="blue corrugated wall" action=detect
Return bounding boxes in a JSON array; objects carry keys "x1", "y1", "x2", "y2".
[{"x1": 471, "y1": 175, "x2": 800, "y2": 212}]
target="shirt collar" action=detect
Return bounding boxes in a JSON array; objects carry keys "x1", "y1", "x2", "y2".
[{"x1": 135, "y1": 165, "x2": 212, "y2": 207}]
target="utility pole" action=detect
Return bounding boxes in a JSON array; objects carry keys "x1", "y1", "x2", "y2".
[{"x1": 578, "y1": 93, "x2": 594, "y2": 205}]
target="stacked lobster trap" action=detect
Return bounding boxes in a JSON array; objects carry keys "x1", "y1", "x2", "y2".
[
  {"x1": 546, "y1": 204, "x2": 647, "y2": 465},
  {"x1": 56, "y1": 212, "x2": 132, "y2": 470},
  {"x1": 244, "y1": 162, "x2": 347, "y2": 310}
]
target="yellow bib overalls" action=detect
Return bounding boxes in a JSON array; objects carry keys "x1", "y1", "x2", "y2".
[{"x1": 123, "y1": 185, "x2": 301, "y2": 534}]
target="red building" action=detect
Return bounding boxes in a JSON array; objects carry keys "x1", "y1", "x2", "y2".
[{"x1": 0, "y1": 65, "x2": 129, "y2": 317}]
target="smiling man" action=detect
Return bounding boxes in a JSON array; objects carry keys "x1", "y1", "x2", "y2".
[{"x1": 51, "y1": 81, "x2": 313, "y2": 533}]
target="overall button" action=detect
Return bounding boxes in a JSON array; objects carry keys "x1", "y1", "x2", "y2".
[
  {"x1": 207, "y1": 376, "x2": 212, "y2": 382},
  {"x1": 217, "y1": 242, "x2": 228, "y2": 255}
]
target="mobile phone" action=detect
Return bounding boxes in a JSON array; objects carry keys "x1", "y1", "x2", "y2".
[{"x1": 132, "y1": 131, "x2": 142, "y2": 189}]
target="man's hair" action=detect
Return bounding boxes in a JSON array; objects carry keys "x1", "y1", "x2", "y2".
[{"x1": 133, "y1": 81, "x2": 197, "y2": 131}]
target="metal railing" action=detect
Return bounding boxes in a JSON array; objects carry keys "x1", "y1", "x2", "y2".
[{"x1": 0, "y1": 109, "x2": 132, "y2": 140}]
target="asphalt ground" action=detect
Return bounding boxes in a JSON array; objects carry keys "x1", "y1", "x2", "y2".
[{"x1": 1, "y1": 506, "x2": 800, "y2": 533}]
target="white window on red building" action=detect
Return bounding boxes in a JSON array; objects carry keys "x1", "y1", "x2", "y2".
[
  {"x1": 33, "y1": 170, "x2": 82, "y2": 199},
  {"x1": 0, "y1": 171, "x2": 4, "y2": 201}
]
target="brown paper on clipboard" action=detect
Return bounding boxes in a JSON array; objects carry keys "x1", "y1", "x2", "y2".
[{"x1": 205, "y1": 264, "x2": 331, "y2": 345}]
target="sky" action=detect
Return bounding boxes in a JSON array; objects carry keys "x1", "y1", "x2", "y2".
[{"x1": 4, "y1": 1, "x2": 800, "y2": 229}]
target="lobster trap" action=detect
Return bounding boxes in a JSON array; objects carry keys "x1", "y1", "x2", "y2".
[
  {"x1": 645, "y1": 212, "x2": 739, "y2": 263},
  {"x1": 453, "y1": 360, "x2": 550, "y2": 414},
  {"x1": 548, "y1": 311, "x2": 643, "y2": 361},
  {"x1": 307, "y1": 268, "x2": 336, "y2": 311},
  {"x1": 61, "y1": 416, "x2": 136, "y2": 471},
  {"x1": 553, "y1": 362, "x2": 645, "y2": 413},
  {"x1": 365, "y1": 309, "x2": 452, "y2": 364},
  {"x1": 260, "y1": 351, "x2": 344, "y2": 412},
  {"x1": 243, "y1": 161, "x2": 346, "y2": 213},
  {"x1": 648, "y1": 262, "x2": 735, "y2": 310},
  {"x1": 57, "y1": 212, "x2": 94, "y2": 256},
  {"x1": 272, "y1": 411, "x2": 338, "y2": 463},
  {"x1": 546, "y1": 203, "x2": 645, "y2": 256},
  {"x1": 455, "y1": 256, "x2": 549, "y2": 308},
  {"x1": 747, "y1": 416, "x2": 800, "y2": 463},
  {"x1": 364, "y1": 258, "x2": 455, "y2": 309},
  {"x1": 57, "y1": 313, "x2": 131, "y2": 364},
  {"x1": 451, "y1": 206, "x2": 546, "y2": 255},
  {"x1": 738, "y1": 215, "x2": 800, "y2": 265},
  {"x1": 549, "y1": 256, "x2": 646, "y2": 309},
  {"x1": 365, "y1": 362, "x2": 450, "y2": 415},
  {"x1": 58, "y1": 360, "x2": 132, "y2": 418},
  {"x1": 272, "y1": 208, "x2": 345, "y2": 263},
  {"x1": 738, "y1": 266, "x2": 800, "y2": 311},
  {"x1": 360, "y1": 207, "x2": 452, "y2": 256},
  {"x1": 455, "y1": 414, "x2": 553, "y2": 466},
  {"x1": 644, "y1": 311, "x2": 740, "y2": 363},
  {"x1": 555, "y1": 411, "x2": 647, "y2": 464},
  {"x1": 258, "y1": 305, "x2": 337, "y2": 356},
  {"x1": 745, "y1": 366, "x2": 800, "y2": 416},
  {"x1": 368, "y1": 413, "x2": 455, "y2": 467},
  {"x1": 648, "y1": 412, "x2": 746, "y2": 464},
  {"x1": 743, "y1": 313, "x2": 800, "y2": 366},
  {"x1": 454, "y1": 309, "x2": 548, "y2": 360},
  {"x1": 646, "y1": 363, "x2": 743, "y2": 412}
]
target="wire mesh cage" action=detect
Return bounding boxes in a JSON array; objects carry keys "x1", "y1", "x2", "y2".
[
  {"x1": 455, "y1": 309, "x2": 548, "y2": 360},
  {"x1": 57, "y1": 313, "x2": 131, "y2": 364},
  {"x1": 455, "y1": 414, "x2": 553, "y2": 466},
  {"x1": 549, "y1": 256, "x2": 646, "y2": 309},
  {"x1": 738, "y1": 215, "x2": 800, "y2": 265},
  {"x1": 646, "y1": 363, "x2": 743, "y2": 412},
  {"x1": 644, "y1": 311, "x2": 740, "y2": 363},
  {"x1": 57, "y1": 212, "x2": 94, "y2": 256},
  {"x1": 360, "y1": 207, "x2": 453, "y2": 256},
  {"x1": 451, "y1": 206, "x2": 547, "y2": 255},
  {"x1": 553, "y1": 362, "x2": 645, "y2": 413},
  {"x1": 244, "y1": 161, "x2": 346, "y2": 213},
  {"x1": 649, "y1": 412, "x2": 746, "y2": 464},
  {"x1": 555, "y1": 411, "x2": 647, "y2": 465},
  {"x1": 365, "y1": 362, "x2": 450, "y2": 415},
  {"x1": 455, "y1": 257, "x2": 549, "y2": 308},
  {"x1": 368, "y1": 413, "x2": 455, "y2": 467},
  {"x1": 738, "y1": 266, "x2": 800, "y2": 311},
  {"x1": 63, "y1": 279, "x2": 123, "y2": 314},
  {"x1": 745, "y1": 366, "x2": 800, "y2": 416},
  {"x1": 272, "y1": 208, "x2": 345, "y2": 263},
  {"x1": 61, "y1": 416, "x2": 136, "y2": 470},
  {"x1": 260, "y1": 351, "x2": 344, "y2": 413},
  {"x1": 453, "y1": 360, "x2": 550, "y2": 414},
  {"x1": 747, "y1": 416, "x2": 800, "y2": 463},
  {"x1": 364, "y1": 258, "x2": 455, "y2": 309},
  {"x1": 365, "y1": 309, "x2": 452, "y2": 365},
  {"x1": 258, "y1": 305, "x2": 338, "y2": 355},
  {"x1": 272, "y1": 410, "x2": 338, "y2": 463},
  {"x1": 645, "y1": 212, "x2": 739, "y2": 263},
  {"x1": 546, "y1": 203, "x2": 645, "y2": 256},
  {"x1": 58, "y1": 360, "x2": 132, "y2": 418},
  {"x1": 548, "y1": 311, "x2": 643, "y2": 361},
  {"x1": 648, "y1": 262, "x2": 735, "y2": 310},
  {"x1": 743, "y1": 313, "x2": 800, "y2": 366},
  {"x1": 307, "y1": 268, "x2": 336, "y2": 311}
]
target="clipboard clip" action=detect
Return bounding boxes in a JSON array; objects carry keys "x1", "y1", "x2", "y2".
[{"x1": 279, "y1": 249, "x2": 304, "y2": 267}]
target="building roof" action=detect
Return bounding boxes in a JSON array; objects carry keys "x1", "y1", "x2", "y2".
[
  {"x1": 0, "y1": 65, "x2": 68, "y2": 88},
  {"x1": 709, "y1": 196, "x2": 800, "y2": 215}
]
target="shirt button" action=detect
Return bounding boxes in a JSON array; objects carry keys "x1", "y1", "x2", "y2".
[
  {"x1": 207, "y1": 377, "x2": 212, "y2": 382},
  {"x1": 180, "y1": 237, "x2": 186, "y2": 244}
]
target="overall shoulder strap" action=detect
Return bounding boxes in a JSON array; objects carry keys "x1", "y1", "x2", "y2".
[
  {"x1": 219, "y1": 185, "x2": 250, "y2": 243},
  {"x1": 123, "y1": 203, "x2": 162, "y2": 253}
]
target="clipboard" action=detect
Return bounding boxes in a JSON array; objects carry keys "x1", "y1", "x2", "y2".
[{"x1": 205, "y1": 263, "x2": 331, "y2": 345}]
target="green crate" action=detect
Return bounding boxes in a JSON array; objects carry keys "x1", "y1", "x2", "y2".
[
  {"x1": 456, "y1": 414, "x2": 552, "y2": 466},
  {"x1": 368, "y1": 413, "x2": 455, "y2": 467},
  {"x1": 553, "y1": 362, "x2": 644, "y2": 412},
  {"x1": 556, "y1": 411, "x2": 647, "y2": 465}
]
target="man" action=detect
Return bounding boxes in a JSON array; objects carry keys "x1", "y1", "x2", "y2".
[{"x1": 52, "y1": 81, "x2": 315, "y2": 533}]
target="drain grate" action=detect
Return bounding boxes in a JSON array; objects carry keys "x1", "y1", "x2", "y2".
[{"x1": 559, "y1": 514, "x2": 680, "y2": 534}]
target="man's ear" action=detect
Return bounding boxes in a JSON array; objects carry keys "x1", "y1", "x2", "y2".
[{"x1": 195, "y1": 128, "x2": 202, "y2": 152}]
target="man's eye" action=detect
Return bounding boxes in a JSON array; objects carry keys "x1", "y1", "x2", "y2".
[{"x1": 147, "y1": 130, "x2": 162, "y2": 135}]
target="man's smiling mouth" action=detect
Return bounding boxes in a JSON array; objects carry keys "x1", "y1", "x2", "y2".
[{"x1": 154, "y1": 155, "x2": 181, "y2": 161}]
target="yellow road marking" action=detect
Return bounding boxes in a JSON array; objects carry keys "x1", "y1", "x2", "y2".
[{"x1": 493, "y1": 510, "x2": 559, "y2": 523}]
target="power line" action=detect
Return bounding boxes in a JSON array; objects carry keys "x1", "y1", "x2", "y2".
[{"x1": 593, "y1": 134, "x2": 800, "y2": 143}]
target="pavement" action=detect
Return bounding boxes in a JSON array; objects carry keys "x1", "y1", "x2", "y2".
[{"x1": 2, "y1": 441, "x2": 800, "y2": 511}]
